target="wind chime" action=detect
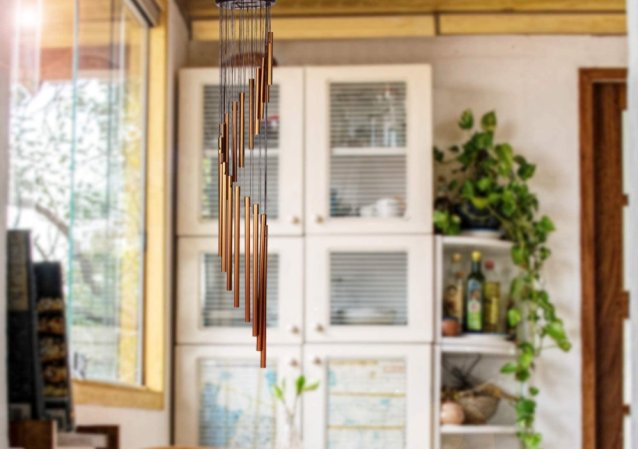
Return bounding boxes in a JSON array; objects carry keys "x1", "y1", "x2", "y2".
[{"x1": 216, "y1": 0, "x2": 274, "y2": 368}]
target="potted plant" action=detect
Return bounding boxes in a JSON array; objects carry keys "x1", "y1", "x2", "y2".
[{"x1": 433, "y1": 110, "x2": 571, "y2": 449}]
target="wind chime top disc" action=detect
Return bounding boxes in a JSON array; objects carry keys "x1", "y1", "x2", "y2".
[{"x1": 216, "y1": 0, "x2": 276, "y2": 8}]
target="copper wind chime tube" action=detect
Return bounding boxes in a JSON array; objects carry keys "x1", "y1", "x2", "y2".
[{"x1": 216, "y1": 0, "x2": 274, "y2": 367}]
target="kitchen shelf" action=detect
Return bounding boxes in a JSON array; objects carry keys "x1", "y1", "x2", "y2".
[
  {"x1": 441, "y1": 425, "x2": 517, "y2": 435},
  {"x1": 441, "y1": 235, "x2": 513, "y2": 251},
  {"x1": 440, "y1": 335, "x2": 516, "y2": 356}
]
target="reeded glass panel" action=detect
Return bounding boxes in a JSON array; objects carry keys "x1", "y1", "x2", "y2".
[
  {"x1": 330, "y1": 252, "x2": 407, "y2": 326},
  {"x1": 202, "y1": 253, "x2": 279, "y2": 328},
  {"x1": 202, "y1": 153, "x2": 279, "y2": 220},
  {"x1": 199, "y1": 359, "x2": 277, "y2": 448},
  {"x1": 202, "y1": 85, "x2": 279, "y2": 220},
  {"x1": 328, "y1": 358, "x2": 406, "y2": 449},
  {"x1": 330, "y1": 82, "x2": 406, "y2": 149},
  {"x1": 329, "y1": 82, "x2": 407, "y2": 218},
  {"x1": 330, "y1": 155, "x2": 406, "y2": 218}
]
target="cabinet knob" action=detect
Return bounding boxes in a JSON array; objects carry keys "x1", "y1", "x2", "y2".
[
  {"x1": 314, "y1": 323, "x2": 324, "y2": 333},
  {"x1": 290, "y1": 215, "x2": 301, "y2": 225},
  {"x1": 312, "y1": 356, "x2": 322, "y2": 366},
  {"x1": 289, "y1": 358, "x2": 300, "y2": 367},
  {"x1": 314, "y1": 215, "x2": 324, "y2": 224},
  {"x1": 288, "y1": 324, "x2": 300, "y2": 335}
]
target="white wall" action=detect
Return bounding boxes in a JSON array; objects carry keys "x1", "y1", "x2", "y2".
[
  {"x1": 189, "y1": 35, "x2": 628, "y2": 447},
  {"x1": 73, "y1": 2, "x2": 188, "y2": 448},
  {"x1": 0, "y1": 0, "x2": 15, "y2": 446}
]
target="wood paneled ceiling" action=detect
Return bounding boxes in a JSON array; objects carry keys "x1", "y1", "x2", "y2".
[{"x1": 183, "y1": 0, "x2": 627, "y2": 39}]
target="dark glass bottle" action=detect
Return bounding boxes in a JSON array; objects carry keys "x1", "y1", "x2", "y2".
[{"x1": 464, "y1": 251, "x2": 485, "y2": 333}]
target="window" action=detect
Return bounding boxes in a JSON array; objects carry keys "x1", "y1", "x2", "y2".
[{"x1": 8, "y1": 0, "x2": 159, "y2": 396}]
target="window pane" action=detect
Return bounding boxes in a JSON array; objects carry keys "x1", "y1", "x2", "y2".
[
  {"x1": 70, "y1": 1, "x2": 148, "y2": 384},
  {"x1": 8, "y1": 0, "x2": 149, "y2": 386}
]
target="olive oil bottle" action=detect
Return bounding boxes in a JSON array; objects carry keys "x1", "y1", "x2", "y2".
[
  {"x1": 464, "y1": 251, "x2": 485, "y2": 333},
  {"x1": 483, "y1": 260, "x2": 501, "y2": 333}
]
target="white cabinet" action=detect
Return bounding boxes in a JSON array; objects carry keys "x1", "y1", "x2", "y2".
[
  {"x1": 175, "y1": 64, "x2": 436, "y2": 449},
  {"x1": 305, "y1": 235, "x2": 433, "y2": 343},
  {"x1": 174, "y1": 345, "x2": 301, "y2": 448},
  {"x1": 177, "y1": 237, "x2": 304, "y2": 345},
  {"x1": 305, "y1": 65, "x2": 432, "y2": 235},
  {"x1": 178, "y1": 67, "x2": 304, "y2": 236},
  {"x1": 303, "y1": 344, "x2": 432, "y2": 449}
]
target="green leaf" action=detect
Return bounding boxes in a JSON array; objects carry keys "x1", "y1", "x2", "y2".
[
  {"x1": 295, "y1": 375, "x2": 306, "y2": 396},
  {"x1": 272, "y1": 384, "x2": 284, "y2": 401},
  {"x1": 477, "y1": 177, "x2": 492, "y2": 192},
  {"x1": 495, "y1": 143, "x2": 514, "y2": 173},
  {"x1": 470, "y1": 196, "x2": 489, "y2": 210},
  {"x1": 529, "y1": 386, "x2": 540, "y2": 397},
  {"x1": 481, "y1": 111, "x2": 497, "y2": 132},
  {"x1": 458, "y1": 109, "x2": 474, "y2": 130},
  {"x1": 537, "y1": 216, "x2": 556, "y2": 234},
  {"x1": 508, "y1": 308, "x2": 522, "y2": 327},
  {"x1": 303, "y1": 381, "x2": 320, "y2": 392},
  {"x1": 433, "y1": 147, "x2": 444, "y2": 163},
  {"x1": 518, "y1": 162, "x2": 536, "y2": 180},
  {"x1": 511, "y1": 245, "x2": 527, "y2": 266},
  {"x1": 461, "y1": 180, "x2": 475, "y2": 199},
  {"x1": 501, "y1": 362, "x2": 518, "y2": 374}
]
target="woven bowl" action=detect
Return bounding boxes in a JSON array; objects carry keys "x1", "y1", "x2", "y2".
[{"x1": 455, "y1": 395, "x2": 500, "y2": 424}]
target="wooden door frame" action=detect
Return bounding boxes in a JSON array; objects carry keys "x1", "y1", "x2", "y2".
[{"x1": 580, "y1": 67, "x2": 627, "y2": 449}]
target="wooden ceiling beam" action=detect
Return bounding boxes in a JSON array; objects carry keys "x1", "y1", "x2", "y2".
[
  {"x1": 440, "y1": 13, "x2": 627, "y2": 35},
  {"x1": 192, "y1": 12, "x2": 627, "y2": 41},
  {"x1": 193, "y1": 15, "x2": 436, "y2": 40},
  {"x1": 186, "y1": 0, "x2": 626, "y2": 20}
]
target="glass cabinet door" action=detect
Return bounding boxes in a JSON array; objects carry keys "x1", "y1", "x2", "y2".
[
  {"x1": 175, "y1": 345, "x2": 301, "y2": 448},
  {"x1": 177, "y1": 237, "x2": 303, "y2": 345},
  {"x1": 305, "y1": 65, "x2": 432, "y2": 235},
  {"x1": 303, "y1": 344, "x2": 431, "y2": 449},
  {"x1": 178, "y1": 67, "x2": 304, "y2": 236},
  {"x1": 305, "y1": 236, "x2": 433, "y2": 343}
]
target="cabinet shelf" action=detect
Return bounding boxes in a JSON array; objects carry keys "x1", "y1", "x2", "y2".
[
  {"x1": 441, "y1": 235, "x2": 512, "y2": 251},
  {"x1": 440, "y1": 335, "x2": 516, "y2": 356},
  {"x1": 331, "y1": 146, "x2": 407, "y2": 157},
  {"x1": 441, "y1": 425, "x2": 517, "y2": 435}
]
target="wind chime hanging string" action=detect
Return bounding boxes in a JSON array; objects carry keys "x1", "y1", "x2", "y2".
[{"x1": 216, "y1": 0, "x2": 274, "y2": 368}]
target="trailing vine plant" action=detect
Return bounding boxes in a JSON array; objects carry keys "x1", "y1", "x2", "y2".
[{"x1": 433, "y1": 110, "x2": 572, "y2": 449}]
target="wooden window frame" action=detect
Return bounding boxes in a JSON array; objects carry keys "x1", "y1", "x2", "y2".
[{"x1": 73, "y1": 0, "x2": 169, "y2": 410}]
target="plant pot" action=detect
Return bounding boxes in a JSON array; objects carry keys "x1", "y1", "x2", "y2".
[
  {"x1": 442, "y1": 318, "x2": 461, "y2": 337},
  {"x1": 455, "y1": 201, "x2": 500, "y2": 232}
]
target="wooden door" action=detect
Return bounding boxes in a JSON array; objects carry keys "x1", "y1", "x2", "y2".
[{"x1": 580, "y1": 68, "x2": 629, "y2": 449}]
